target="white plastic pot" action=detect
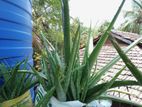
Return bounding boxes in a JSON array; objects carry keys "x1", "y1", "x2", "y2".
[
  {"x1": 48, "y1": 97, "x2": 112, "y2": 107},
  {"x1": 36, "y1": 85, "x2": 112, "y2": 107}
]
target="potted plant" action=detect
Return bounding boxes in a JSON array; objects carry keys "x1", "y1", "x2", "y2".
[
  {"x1": 0, "y1": 62, "x2": 38, "y2": 107},
  {"x1": 34, "y1": 0, "x2": 142, "y2": 106}
]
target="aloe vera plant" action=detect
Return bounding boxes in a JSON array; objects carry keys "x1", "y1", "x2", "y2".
[
  {"x1": 35, "y1": 0, "x2": 142, "y2": 106},
  {"x1": 0, "y1": 61, "x2": 38, "y2": 103}
]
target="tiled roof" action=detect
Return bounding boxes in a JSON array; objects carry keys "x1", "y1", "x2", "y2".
[
  {"x1": 97, "y1": 45, "x2": 142, "y2": 105},
  {"x1": 111, "y1": 30, "x2": 141, "y2": 42},
  {"x1": 80, "y1": 31, "x2": 142, "y2": 105}
]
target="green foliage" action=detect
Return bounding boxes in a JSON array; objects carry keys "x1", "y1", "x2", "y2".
[
  {"x1": 33, "y1": 0, "x2": 94, "y2": 53},
  {"x1": 98, "y1": 21, "x2": 112, "y2": 34},
  {"x1": 34, "y1": 0, "x2": 142, "y2": 106},
  {"x1": 33, "y1": 0, "x2": 62, "y2": 32},
  {"x1": 71, "y1": 18, "x2": 96, "y2": 48},
  {"x1": 133, "y1": 0, "x2": 142, "y2": 10},
  {"x1": 33, "y1": 0, "x2": 63, "y2": 47},
  {"x1": 119, "y1": 0, "x2": 142, "y2": 34},
  {"x1": 0, "y1": 62, "x2": 38, "y2": 102}
]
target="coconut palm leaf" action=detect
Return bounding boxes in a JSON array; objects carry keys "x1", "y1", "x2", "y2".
[
  {"x1": 133, "y1": 0, "x2": 142, "y2": 9},
  {"x1": 120, "y1": 0, "x2": 142, "y2": 34}
]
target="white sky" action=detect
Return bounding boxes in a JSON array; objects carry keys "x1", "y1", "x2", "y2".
[{"x1": 69, "y1": 0, "x2": 132, "y2": 28}]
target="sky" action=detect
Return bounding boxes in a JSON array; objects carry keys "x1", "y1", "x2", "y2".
[{"x1": 69, "y1": 0, "x2": 132, "y2": 28}]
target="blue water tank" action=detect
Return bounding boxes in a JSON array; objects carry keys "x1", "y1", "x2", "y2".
[
  {"x1": 0, "y1": 0, "x2": 33, "y2": 66},
  {"x1": 0, "y1": 0, "x2": 34, "y2": 100}
]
